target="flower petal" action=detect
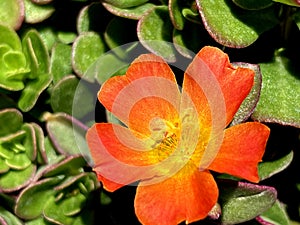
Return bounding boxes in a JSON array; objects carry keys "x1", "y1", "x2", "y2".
[
  {"x1": 135, "y1": 164, "x2": 218, "y2": 225},
  {"x1": 98, "y1": 54, "x2": 181, "y2": 135},
  {"x1": 86, "y1": 123, "x2": 162, "y2": 191},
  {"x1": 184, "y1": 46, "x2": 255, "y2": 126},
  {"x1": 208, "y1": 122, "x2": 270, "y2": 183}
]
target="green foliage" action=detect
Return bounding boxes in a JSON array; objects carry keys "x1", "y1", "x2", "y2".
[{"x1": 0, "y1": 0, "x2": 299, "y2": 224}]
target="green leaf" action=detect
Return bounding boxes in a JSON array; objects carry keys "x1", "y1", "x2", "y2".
[
  {"x1": 5, "y1": 152, "x2": 31, "y2": 170},
  {"x1": 50, "y1": 43, "x2": 72, "y2": 84},
  {"x1": 18, "y1": 29, "x2": 52, "y2": 112},
  {"x1": 0, "y1": 108, "x2": 23, "y2": 137},
  {"x1": 102, "y1": 2, "x2": 156, "y2": 20},
  {"x1": 50, "y1": 75, "x2": 94, "y2": 119},
  {"x1": 0, "y1": 24, "x2": 22, "y2": 50},
  {"x1": 0, "y1": 0, "x2": 24, "y2": 30},
  {"x1": 103, "y1": 0, "x2": 149, "y2": 8},
  {"x1": 0, "y1": 164, "x2": 36, "y2": 193},
  {"x1": 45, "y1": 113, "x2": 93, "y2": 164},
  {"x1": 252, "y1": 52, "x2": 300, "y2": 127},
  {"x1": 84, "y1": 52, "x2": 129, "y2": 84},
  {"x1": 15, "y1": 177, "x2": 62, "y2": 220},
  {"x1": 230, "y1": 63, "x2": 262, "y2": 126},
  {"x1": 197, "y1": 0, "x2": 279, "y2": 47},
  {"x1": 0, "y1": 158, "x2": 10, "y2": 173},
  {"x1": 0, "y1": 206, "x2": 23, "y2": 225},
  {"x1": 220, "y1": 181, "x2": 277, "y2": 225},
  {"x1": 42, "y1": 155, "x2": 86, "y2": 178},
  {"x1": 233, "y1": 0, "x2": 273, "y2": 10},
  {"x1": 258, "y1": 151, "x2": 294, "y2": 181},
  {"x1": 137, "y1": 6, "x2": 177, "y2": 62},
  {"x1": 24, "y1": 0, "x2": 55, "y2": 23},
  {"x1": 72, "y1": 32, "x2": 106, "y2": 77},
  {"x1": 257, "y1": 200, "x2": 290, "y2": 225},
  {"x1": 169, "y1": 0, "x2": 185, "y2": 30}
]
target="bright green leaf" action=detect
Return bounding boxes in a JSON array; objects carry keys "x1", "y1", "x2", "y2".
[
  {"x1": 15, "y1": 177, "x2": 62, "y2": 220},
  {"x1": 0, "y1": 0, "x2": 24, "y2": 30},
  {"x1": 0, "y1": 206, "x2": 23, "y2": 225},
  {"x1": 0, "y1": 108, "x2": 23, "y2": 137},
  {"x1": 0, "y1": 164, "x2": 36, "y2": 193},
  {"x1": 24, "y1": 0, "x2": 55, "y2": 24}
]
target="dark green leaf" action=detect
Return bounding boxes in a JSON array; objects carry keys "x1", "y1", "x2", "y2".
[
  {"x1": 252, "y1": 52, "x2": 300, "y2": 127},
  {"x1": 72, "y1": 32, "x2": 106, "y2": 77},
  {"x1": 50, "y1": 43, "x2": 72, "y2": 84},
  {"x1": 197, "y1": 0, "x2": 279, "y2": 47},
  {"x1": 257, "y1": 200, "x2": 290, "y2": 225},
  {"x1": 258, "y1": 151, "x2": 294, "y2": 181},
  {"x1": 137, "y1": 6, "x2": 177, "y2": 62},
  {"x1": 220, "y1": 181, "x2": 277, "y2": 225},
  {"x1": 102, "y1": 2, "x2": 155, "y2": 20},
  {"x1": 103, "y1": 0, "x2": 149, "y2": 8}
]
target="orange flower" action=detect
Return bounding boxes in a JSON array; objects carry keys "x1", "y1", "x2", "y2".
[{"x1": 86, "y1": 46, "x2": 270, "y2": 225}]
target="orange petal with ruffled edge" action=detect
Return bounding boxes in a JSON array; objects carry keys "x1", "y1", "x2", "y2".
[
  {"x1": 208, "y1": 122, "x2": 270, "y2": 183},
  {"x1": 185, "y1": 46, "x2": 255, "y2": 126},
  {"x1": 98, "y1": 54, "x2": 181, "y2": 136},
  {"x1": 135, "y1": 164, "x2": 218, "y2": 225},
  {"x1": 86, "y1": 123, "x2": 163, "y2": 191}
]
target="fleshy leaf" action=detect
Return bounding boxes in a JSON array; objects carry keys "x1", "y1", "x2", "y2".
[
  {"x1": 50, "y1": 43, "x2": 72, "y2": 84},
  {"x1": 0, "y1": 24, "x2": 29, "y2": 91},
  {"x1": 19, "y1": 29, "x2": 52, "y2": 112},
  {"x1": 257, "y1": 200, "x2": 290, "y2": 225},
  {"x1": 15, "y1": 177, "x2": 62, "y2": 220},
  {"x1": 102, "y1": 0, "x2": 149, "y2": 8},
  {"x1": 137, "y1": 6, "x2": 177, "y2": 62},
  {"x1": 42, "y1": 155, "x2": 86, "y2": 178},
  {"x1": 258, "y1": 151, "x2": 294, "y2": 181},
  {"x1": 197, "y1": 0, "x2": 279, "y2": 47},
  {"x1": 84, "y1": 52, "x2": 129, "y2": 84},
  {"x1": 0, "y1": 0, "x2": 24, "y2": 30},
  {"x1": 252, "y1": 52, "x2": 300, "y2": 127},
  {"x1": 230, "y1": 63, "x2": 262, "y2": 126},
  {"x1": 0, "y1": 206, "x2": 23, "y2": 225},
  {"x1": 232, "y1": 0, "x2": 273, "y2": 10},
  {"x1": 220, "y1": 181, "x2": 277, "y2": 224},
  {"x1": 24, "y1": 0, "x2": 55, "y2": 24},
  {"x1": 102, "y1": 2, "x2": 155, "y2": 20},
  {"x1": 0, "y1": 108, "x2": 23, "y2": 137},
  {"x1": 50, "y1": 75, "x2": 94, "y2": 119},
  {"x1": 0, "y1": 164, "x2": 36, "y2": 193},
  {"x1": 45, "y1": 113, "x2": 92, "y2": 164},
  {"x1": 72, "y1": 32, "x2": 106, "y2": 77},
  {"x1": 169, "y1": 0, "x2": 185, "y2": 30}
]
